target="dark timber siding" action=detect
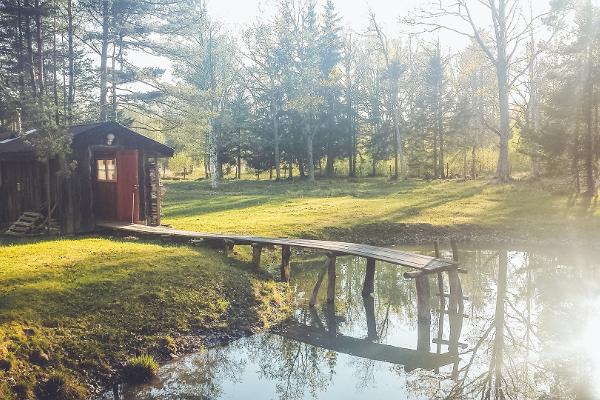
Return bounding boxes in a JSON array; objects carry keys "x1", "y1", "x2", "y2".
[{"x1": 0, "y1": 161, "x2": 46, "y2": 227}]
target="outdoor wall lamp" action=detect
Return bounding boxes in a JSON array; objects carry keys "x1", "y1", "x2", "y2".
[{"x1": 106, "y1": 133, "x2": 115, "y2": 145}]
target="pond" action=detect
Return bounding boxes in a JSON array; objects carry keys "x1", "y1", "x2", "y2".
[{"x1": 103, "y1": 243, "x2": 600, "y2": 399}]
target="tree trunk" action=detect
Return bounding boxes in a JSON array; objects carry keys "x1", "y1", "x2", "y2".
[
  {"x1": 433, "y1": 129, "x2": 438, "y2": 178},
  {"x1": 392, "y1": 102, "x2": 400, "y2": 179},
  {"x1": 99, "y1": 0, "x2": 110, "y2": 121},
  {"x1": 45, "y1": 159, "x2": 52, "y2": 234},
  {"x1": 110, "y1": 41, "x2": 117, "y2": 121},
  {"x1": 471, "y1": 146, "x2": 477, "y2": 178},
  {"x1": 496, "y1": 63, "x2": 511, "y2": 182},
  {"x1": 208, "y1": 120, "x2": 220, "y2": 188},
  {"x1": 237, "y1": 129, "x2": 242, "y2": 179},
  {"x1": 24, "y1": 0, "x2": 38, "y2": 98},
  {"x1": 495, "y1": 2, "x2": 511, "y2": 183},
  {"x1": 298, "y1": 157, "x2": 305, "y2": 178},
  {"x1": 583, "y1": 0, "x2": 596, "y2": 196},
  {"x1": 463, "y1": 143, "x2": 468, "y2": 180},
  {"x1": 52, "y1": 4, "x2": 59, "y2": 123},
  {"x1": 347, "y1": 99, "x2": 356, "y2": 177},
  {"x1": 439, "y1": 130, "x2": 445, "y2": 179},
  {"x1": 15, "y1": 0, "x2": 25, "y2": 94},
  {"x1": 573, "y1": 131, "x2": 581, "y2": 194},
  {"x1": 272, "y1": 101, "x2": 281, "y2": 180},
  {"x1": 306, "y1": 126, "x2": 315, "y2": 182},
  {"x1": 34, "y1": 0, "x2": 44, "y2": 97},
  {"x1": 67, "y1": 0, "x2": 74, "y2": 122}
]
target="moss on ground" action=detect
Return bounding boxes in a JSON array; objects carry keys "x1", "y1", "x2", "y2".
[{"x1": 0, "y1": 237, "x2": 291, "y2": 399}]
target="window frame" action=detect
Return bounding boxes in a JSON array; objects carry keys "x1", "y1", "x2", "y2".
[{"x1": 96, "y1": 158, "x2": 118, "y2": 182}]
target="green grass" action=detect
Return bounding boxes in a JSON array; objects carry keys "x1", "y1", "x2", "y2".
[
  {"x1": 1, "y1": 176, "x2": 597, "y2": 398},
  {"x1": 162, "y1": 177, "x2": 600, "y2": 241},
  {"x1": 0, "y1": 237, "x2": 290, "y2": 399},
  {"x1": 122, "y1": 354, "x2": 158, "y2": 384}
]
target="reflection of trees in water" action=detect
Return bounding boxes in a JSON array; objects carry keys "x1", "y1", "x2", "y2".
[
  {"x1": 440, "y1": 247, "x2": 600, "y2": 400},
  {"x1": 121, "y1": 345, "x2": 243, "y2": 399},
  {"x1": 247, "y1": 253, "x2": 454, "y2": 400},
  {"x1": 117, "y1": 246, "x2": 599, "y2": 400},
  {"x1": 291, "y1": 255, "x2": 415, "y2": 339},
  {"x1": 247, "y1": 307, "x2": 333, "y2": 400}
]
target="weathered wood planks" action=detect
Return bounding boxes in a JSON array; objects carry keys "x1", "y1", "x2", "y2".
[{"x1": 97, "y1": 222, "x2": 457, "y2": 274}]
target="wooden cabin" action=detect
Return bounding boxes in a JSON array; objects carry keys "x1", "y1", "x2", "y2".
[{"x1": 0, "y1": 122, "x2": 173, "y2": 233}]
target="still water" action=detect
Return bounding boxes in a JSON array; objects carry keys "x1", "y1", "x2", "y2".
[{"x1": 105, "y1": 243, "x2": 600, "y2": 399}]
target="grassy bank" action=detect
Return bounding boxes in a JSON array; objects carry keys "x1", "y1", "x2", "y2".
[
  {"x1": 0, "y1": 237, "x2": 290, "y2": 399},
  {"x1": 162, "y1": 177, "x2": 600, "y2": 243}
]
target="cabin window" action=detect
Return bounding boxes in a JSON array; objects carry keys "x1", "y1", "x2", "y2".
[{"x1": 96, "y1": 159, "x2": 117, "y2": 182}]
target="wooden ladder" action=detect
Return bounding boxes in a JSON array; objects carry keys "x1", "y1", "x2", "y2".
[{"x1": 4, "y1": 212, "x2": 45, "y2": 237}]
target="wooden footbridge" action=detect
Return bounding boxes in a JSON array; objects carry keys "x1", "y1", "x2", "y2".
[{"x1": 97, "y1": 222, "x2": 465, "y2": 316}]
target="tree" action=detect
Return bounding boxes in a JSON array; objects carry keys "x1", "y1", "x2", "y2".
[
  {"x1": 414, "y1": 0, "x2": 551, "y2": 182},
  {"x1": 369, "y1": 12, "x2": 405, "y2": 179}
]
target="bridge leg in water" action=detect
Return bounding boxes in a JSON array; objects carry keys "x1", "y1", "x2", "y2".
[
  {"x1": 251, "y1": 243, "x2": 262, "y2": 268},
  {"x1": 362, "y1": 258, "x2": 376, "y2": 297},
  {"x1": 326, "y1": 252, "x2": 337, "y2": 303},
  {"x1": 363, "y1": 295, "x2": 378, "y2": 340},
  {"x1": 415, "y1": 274, "x2": 431, "y2": 325},
  {"x1": 447, "y1": 269, "x2": 464, "y2": 317},
  {"x1": 280, "y1": 245, "x2": 291, "y2": 282}
]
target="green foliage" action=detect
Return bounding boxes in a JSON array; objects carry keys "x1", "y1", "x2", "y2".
[{"x1": 168, "y1": 152, "x2": 193, "y2": 177}]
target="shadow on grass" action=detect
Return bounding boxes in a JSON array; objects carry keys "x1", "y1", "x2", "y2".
[
  {"x1": 164, "y1": 177, "x2": 424, "y2": 202},
  {"x1": 0, "y1": 235, "x2": 294, "y2": 399},
  {"x1": 165, "y1": 196, "x2": 274, "y2": 219}
]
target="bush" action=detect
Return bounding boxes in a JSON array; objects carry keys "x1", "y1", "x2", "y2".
[
  {"x1": 122, "y1": 354, "x2": 159, "y2": 384},
  {"x1": 37, "y1": 372, "x2": 87, "y2": 400}
]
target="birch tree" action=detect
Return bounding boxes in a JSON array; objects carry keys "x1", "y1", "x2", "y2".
[{"x1": 414, "y1": 0, "x2": 551, "y2": 182}]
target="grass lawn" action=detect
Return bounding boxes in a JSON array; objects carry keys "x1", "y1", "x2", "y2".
[
  {"x1": 0, "y1": 237, "x2": 289, "y2": 399},
  {"x1": 1, "y1": 176, "x2": 597, "y2": 399},
  {"x1": 162, "y1": 177, "x2": 600, "y2": 242}
]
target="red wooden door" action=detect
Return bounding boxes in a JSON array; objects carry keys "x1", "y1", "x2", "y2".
[
  {"x1": 116, "y1": 150, "x2": 140, "y2": 223},
  {"x1": 94, "y1": 155, "x2": 118, "y2": 221}
]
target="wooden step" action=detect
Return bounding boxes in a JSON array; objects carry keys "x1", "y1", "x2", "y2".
[{"x1": 23, "y1": 212, "x2": 43, "y2": 218}]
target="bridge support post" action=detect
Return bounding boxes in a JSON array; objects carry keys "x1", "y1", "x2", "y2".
[
  {"x1": 326, "y1": 252, "x2": 337, "y2": 303},
  {"x1": 362, "y1": 258, "x2": 376, "y2": 297},
  {"x1": 280, "y1": 245, "x2": 291, "y2": 282},
  {"x1": 223, "y1": 240, "x2": 234, "y2": 257},
  {"x1": 251, "y1": 243, "x2": 262, "y2": 268}
]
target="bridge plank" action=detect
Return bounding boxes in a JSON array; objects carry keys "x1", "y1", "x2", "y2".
[{"x1": 97, "y1": 222, "x2": 457, "y2": 273}]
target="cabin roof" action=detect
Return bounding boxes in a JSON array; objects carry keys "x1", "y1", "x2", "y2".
[
  {"x1": 0, "y1": 122, "x2": 174, "y2": 160},
  {"x1": 0, "y1": 126, "x2": 15, "y2": 141}
]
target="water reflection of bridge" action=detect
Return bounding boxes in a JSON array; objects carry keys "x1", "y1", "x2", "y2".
[{"x1": 277, "y1": 293, "x2": 465, "y2": 374}]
